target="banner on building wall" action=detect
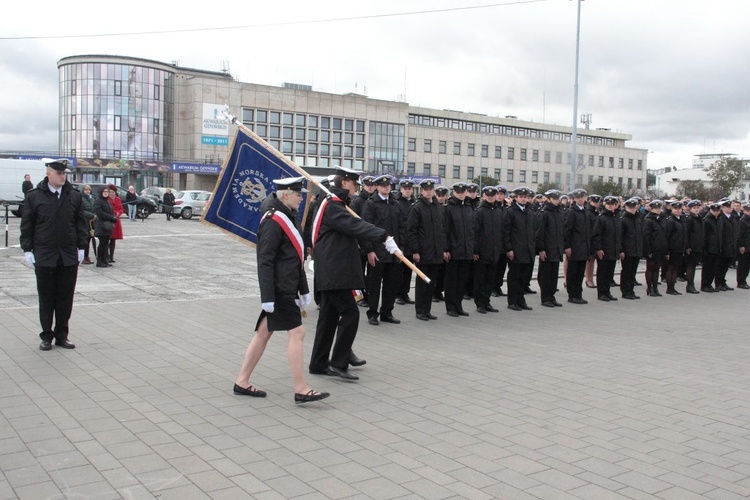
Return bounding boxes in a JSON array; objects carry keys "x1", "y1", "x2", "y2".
[
  {"x1": 171, "y1": 162, "x2": 222, "y2": 175},
  {"x1": 202, "y1": 103, "x2": 230, "y2": 136},
  {"x1": 202, "y1": 128, "x2": 307, "y2": 246}
]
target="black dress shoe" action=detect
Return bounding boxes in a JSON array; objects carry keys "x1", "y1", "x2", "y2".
[
  {"x1": 55, "y1": 340, "x2": 76, "y2": 349},
  {"x1": 109, "y1": 258, "x2": 116, "y2": 263},
  {"x1": 541, "y1": 301, "x2": 556, "y2": 308},
  {"x1": 233, "y1": 383, "x2": 267, "y2": 397},
  {"x1": 524, "y1": 287, "x2": 537, "y2": 294},
  {"x1": 403, "y1": 295, "x2": 415, "y2": 304},
  {"x1": 380, "y1": 315, "x2": 401, "y2": 324},
  {"x1": 39, "y1": 340, "x2": 52, "y2": 351},
  {"x1": 666, "y1": 289, "x2": 681, "y2": 295},
  {"x1": 309, "y1": 368, "x2": 337, "y2": 376},
  {"x1": 598, "y1": 295, "x2": 611, "y2": 302},
  {"x1": 634, "y1": 280, "x2": 642, "y2": 286},
  {"x1": 586, "y1": 283, "x2": 597, "y2": 289},
  {"x1": 568, "y1": 297, "x2": 588, "y2": 304},
  {"x1": 446, "y1": 311, "x2": 459, "y2": 317},
  {"x1": 96, "y1": 263, "x2": 108, "y2": 268},
  {"x1": 476, "y1": 307, "x2": 487, "y2": 314},
  {"x1": 497, "y1": 290, "x2": 506, "y2": 296},
  {"x1": 701, "y1": 286, "x2": 715, "y2": 293},
  {"x1": 622, "y1": 294, "x2": 637, "y2": 300},
  {"x1": 491, "y1": 291, "x2": 500, "y2": 297},
  {"x1": 507, "y1": 304, "x2": 522, "y2": 311},
  {"x1": 738, "y1": 283, "x2": 750, "y2": 290},
  {"x1": 485, "y1": 305, "x2": 499, "y2": 313},
  {"x1": 329, "y1": 366, "x2": 359, "y2": 381},
  {"x1": 519, "y1": 304, "x2": 533, "y2": 310},
  {"x1": 395, "y1": 297, "x2": 405, "y2": 305},
  {"x1": 426, "y1": 313, "x2": 438, "y2": 320},
  {"x1": 368, "y1": 317, "x2": 379, "y2": 326},
  {"x1": 552, "y1": 299, "x2": 563, "y2": 307},
  {"x1": 457, "y1": 310, "x2": 470, "y2": 316},
  {"x1": 357, "y1": 299, "x2": 369, "y2": 307},
  {"x1": 349, "y1": 355, "x2": 367, "y2": 367},
  {"x1": 607, "y1": 295, "x2": 618, "y2": 301},
  {"x1": 295, "y1": 390, "x2": 330, "y2": 404},
  {"x1": 416, "y1": 313, "x2": 430, "y2": 321}
]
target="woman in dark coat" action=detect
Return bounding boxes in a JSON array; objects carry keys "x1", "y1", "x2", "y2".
[
  {"x1": 163, "y1": 188, "x2": 176, "y2": 221},
  {"x1": 81, "y1": 184, "x2": 96, "y2": 264},
  {"x1": 93, "y1": 187, "x2": 118, "y2": 268}
]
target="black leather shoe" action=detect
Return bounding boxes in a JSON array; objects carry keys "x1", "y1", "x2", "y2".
[
  {"x1": 395, "y1": 297, "x2": 405, "y2": 305},
  {"x1": 485, "y1": 305, "x2": 499, "y2": 313},
  {"x1": 432, "y1": 293, "x2": 444, "y2": 302},
  {"x1": 598, "y1": 295, "x2": 611, "y2": 302},
  {"x1": 491, "y1": 291, "x2": 500, "y2": 297},
  {"x1": 607, "y1": 295, "x2": 618, "y2": 301},
  {"x1": 507, "y1": 304, "x2": 522, "y2": 311},
  {"x1": 552, "y1": 299, "x2": 563, "y2": 307},
  {"x1": 403, "y1": 295, "x2": 415, "y2": 304},
  {"x1": 446, "y1": 311, "x2": 459, "y2": 317},
  {"x1": 519, "y1": 304, "x2": 533, "y2": 310},
  {"x1": 622, "y1": 294, "x2": 637, "y2": 300},
  {"x1": 309, "y1": 368, "x2": 337, "y2": 376},
  {"x1": 738, "y1": 283, "x2": 750, "y2": 290},
  {"x1": 568, "y1": 298, "x2": 588, "y2": 304},
  {"x1": 350, "y1": 355, "x2": 367, "y2": 367},
  {"x1": 666, "y1": 289, "x2": 681, "y2": 295},
  {"x1": 295, "y1": 390, "x2": 330, "y2": 404},
  {"x1": 457, "y1": 310, "x2": 470, "y2": 316},
  {"x1": 425, "y1": 313, "x2": 437, "y2": 320},
  {"x1": 496, "y1": 290, "x2": 506, "y2": 296},
  {"x1": 700, "y1": 286, "x2": 715, "y2": 293},
  {"x1": 416, "y1": 313, "x2": 430, "y2": 321},
  {"x1": 96, "y1": 263, "x2": 108, "y2": 268},
  {"x1": 476, "y1": 307, "x2": 487, "y2": 314},
  {"x1": 368, "y1": 317, "x2": 379, "y2": 326},
  {"x1": 233, "y1": 383, "x2": 267, "y2": 397},
  {"x1": 380, "y1": 315, "x2": 401, "y2": 324},
  {"x1": 55, "y1": 340, "x2": 76, "y2": 349},
  {"x1": 39, "y1": 340, "x2": 52, "y2": 351},
  {"x1": 634, "y1": 280, "x2": 642, "y2": 286},
  {"x1": 357, "y1": 299, "x2": 369, "y2": 307},
  {"x1": 329, "y1": 366, "x2": 359, "y2": 381},
  {"x1": 524, "y1": 287, "x2": 537, "y2": 294},
  {"x1": 541, "y1": 301, "x2": 556, "y2": 308}
]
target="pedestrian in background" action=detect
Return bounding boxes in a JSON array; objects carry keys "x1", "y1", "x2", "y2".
[
  {"x1": 81, "y1": 184, "x2": 96, "y2": 264},
  {"x1": 125, "y1": 185, "x2": 137, "y2": 221},
  {"x1": 22, "y1": 174, "x2": 33, "y2": 197},
  {"x1": 94, "y1": 187, "x2": 118, "y2": 268},
  {"x1": 107, "y1": 184, "x2": 124, "y2": 262},
  {"x1": 20, "y1": 158, "x2": 87, "y2": 351},
  {"x1": 163, "y1": 188, "x2": 175, "y2": 221}
]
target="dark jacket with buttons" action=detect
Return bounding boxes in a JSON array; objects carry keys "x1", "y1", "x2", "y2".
[
  {"x1": 444, "y1": 196, "x2": 474, "y2": 260},
  {"x1": 703, "y1": 213, "x2": 722, "y2": 255},
  {"x1": 473, "y1": 200, "x2": 504, "y2": 264},
  {"x1": 592, "y1": 209, "x2": 622, "y2": 260},
  {"x1": 503, "y1": 202, "x2": 535, "y2": 264},
  {"x1": 738, "y1": 214, "x2": 750, "y2": 250},
  {"x1": 535, "y1": 201, "x2": 565, "y2": 262},
  {"x1": 665, "y1": 215, "x2": 688, "y2": 255},
  {"x1": 685, "y1": 213, "x2": 704, "y2": 254},
  {"x1": 643, "y1": 211, "x2": 668, "y2": 257},
  {"x1": 719, "y1": 213, "x2": 736, "y2": 258},
  {"x1": 564, "y1": 204, "x2": 591, "y2": 261},
  {"x1": 361, "y1": 191, "x2": 403, "y2": 264},
  {"x1": 407, "y1": 195, "x2": 447, "y2": 265},
  {"x1": 620, "y1": 210, "x2": 644, "y2": 258}
]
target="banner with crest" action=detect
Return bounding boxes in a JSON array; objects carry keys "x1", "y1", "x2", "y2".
[{"x1": 202, "y1": 127, "x2": 307, "y2": 245}]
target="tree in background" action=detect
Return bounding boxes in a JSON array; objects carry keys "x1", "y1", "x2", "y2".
[
  {"x1": 535, "y1": 182, "x2": 564, "y2": 194},
  {"x1": 675, "y1": 180, "x2": 724, "y2": 201},
  {"x1": 706, "y1": 157, "x2": 744, "y2": 196},
  {"x1": 472, "y1": 175, "x2": 501, "y2": 190},
  {"x1": 585, "y1": 180, "x2": 624, "y2": 197}
]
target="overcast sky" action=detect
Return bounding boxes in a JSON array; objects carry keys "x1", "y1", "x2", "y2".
[{"x1": 2, "y1": 0, "x2": 748, "y2": 171}]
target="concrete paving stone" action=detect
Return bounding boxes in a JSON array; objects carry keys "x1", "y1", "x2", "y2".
[
  {"x1": 0, "y1": 437, "x2": 28, "y2": 457},
  {"x1": 151, "y1": 441, "x2": 194, "y2": 460},
  {"x1": 99, "y1": 466, "x2": 140, "y2": 490},
  {"x1": 575, "y1": 471, "x2": 628, "y2": 492},
  {"x1": 151, "y1": 483, "x2": 212, "y2": 500},
  {"x1": 83, "y1": 452, "x2": 122, "y2": 473},
  {"x1": 656, "y1": 486, "x2": 713, "y2": 500},
  {"x1": 119, "y1": 452, "x2": 173, "y2": 475},
  {"x1": 48, "y1": 463, "x2": 105, "y2": 489},
  {"x1": 573, "y1": 456, "x2": 630, "y2": 478},
  {"x1": 704, "y1": 487, "x2": 750, "y2": 500},
  {"x1": 3, "y1": 463, "x2": 50, "y2": 489},
  {"x1": 185, "y1": 469, "x2": 235, "y2": 492},
  {"x1": 0, "y1": 451, "x2": 37, "y2": 473},
  {"x1": 168, "y1": 455, "x2": 214, "y2": 475},
  {"x1": 611, "y1": 470, "x2": 672, "y2": 495},
  {"x1": 12, "y1": 480, "x2": 62, "y2": 500}
]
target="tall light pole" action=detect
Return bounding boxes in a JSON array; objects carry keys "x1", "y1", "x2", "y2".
[{"x1": 570, "y1": 0, "x2": 583, "y2": 191}]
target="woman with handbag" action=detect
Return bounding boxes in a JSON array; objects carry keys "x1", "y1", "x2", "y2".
[
  {"x1": 94, "y1": 187, "x2": 118, "y2": 268},
  {"x1": 107, "y1": 184, "x2": 124, "y2": 262},
  {"x1": 81, "y1": 184, "x2": 96, "y2": 264}
]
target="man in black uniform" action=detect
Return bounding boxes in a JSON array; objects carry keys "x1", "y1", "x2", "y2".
[
  {"x1": 361, "y1": 174, "x2": 403, "y2": 326},
  {"x1": 395, "y1": 179, "x2": 416, "y2": 305},
  {"x1": 619, "y1": 198, "x2": 644, "y2": 299},
  {"x1": 643, "y1": 200, "x2": 668, "y2": 297},
  {"x1": 683, "y1": 199, "x2": 704, "y2": 294},
  {"x1": 309, "y1": 166, "x2": 397, "y2": 381},
  {"x1": 715, "y1": 199, "x2": 737, "y2": 291},
  {"x1": 736, "y1": 203, "x2": 750, "y2": 289},
  {"x1": 592, "y1": 196, "x2": 622, "y2": 301},
  {"x1": 535, "y1": 189, "x2": 565, "y2": 307},
  {"x1": 564, "y1": 189, "x2": 591, "y2": 304},
  {"x1": 350, "y1": 175, "x2": 376, "y2": 307},
  {"x1": 492, "y1": 185, "x2": 509, "y2": 297},
  {"x1": 664, "y1": 200, "x2": 688, "y2": 295},
  {"x1": 503, "y1": 187, "x2": 535, "y2": 311},
  {"x1": 473, "y1": 186, "x2": 504, "y2": 313},
  {"x1": 444, "y1": 182, "x2": 473, "y2": 317},
  {"x1": 432, "y1": 185, "x2": 449, "y2": 302},
  {"x1": 20, "y1": 159, "x2": 87, "y2": 351},
  {"x1": 701, "y1": 202, "x2": 723, "y2": 293},
  {"x1": 584, "y1": 194, "x2": 602, "y2": 288},
  {"x1": 407, "y1": 179, "x2": 448, "y2": 321}
]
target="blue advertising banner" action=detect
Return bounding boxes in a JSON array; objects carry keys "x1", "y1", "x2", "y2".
[
  {"x1": 202, "y1": 128, "x2": 307, "y2": 245},
  {"x1": 170, "y1": 162, "x2": 222, "y2": 175}
]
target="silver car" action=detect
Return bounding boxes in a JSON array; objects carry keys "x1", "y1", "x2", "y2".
[{"x1": 171, "y1": 190, "x2": 211, "y2": 219}]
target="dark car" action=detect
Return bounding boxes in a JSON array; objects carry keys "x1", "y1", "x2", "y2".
[{"x1": 73, "y1": 183, "x2": 158, "y2": 219}]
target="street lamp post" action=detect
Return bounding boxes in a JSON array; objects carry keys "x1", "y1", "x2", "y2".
[{"x1": 570, "y1": 0, "x2": 583, "y2": 191}]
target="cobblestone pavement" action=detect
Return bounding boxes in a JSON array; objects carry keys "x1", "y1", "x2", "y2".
[{"x1": 1, "y1": 214, "x2": 750, "y2": 499}]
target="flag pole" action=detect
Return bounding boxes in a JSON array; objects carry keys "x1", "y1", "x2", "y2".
[{"x1": 222, "y1": 106, "x2": 430, "y2": 284}]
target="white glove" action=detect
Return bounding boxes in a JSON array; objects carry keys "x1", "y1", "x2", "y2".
[
  {"x1": 384, "y1": 236, "x2": 400, "y2": 255},
  {"x1": 262, "y1": 302, "x2": 275, "y2": 313},
  {"x1": 78, "y1": 249, "x2": 85, "y2": 264},
  {"x1": 298, "y1": 293, "x2": 312, "y2": 311},
  {"x1": 24, "y1": 252, "x2": 35, "y2": 268}
]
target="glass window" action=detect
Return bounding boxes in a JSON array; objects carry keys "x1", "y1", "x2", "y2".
[
  {"x1": 609, "y1": 157, "x2": 615, "y2": 168},
  {"x1": 481, "y1": 145, "x2": 488, "y2": 158},
  {"x1": 423, "y1": 164, "x2": 431, "y2": 176},
  {"x1": 508, "y1": 147, "x2": 515, "y2": 160},
  {"x1": 344, "y1": 146, "x2": 353, "y2": 157},
  {"x1": 588, "y1": 155, "x2": 594, "y2": 167},
  {"x1": 578, "y1": 174, "x2": 584, "y2": 185},
  {"x1": 333, "y1": 132, "x2": 342, "y2": 143},
  {"x1": 283, "y1": 127, "x2": 293, "y2": 139},
  {"x1": 296, "y1": 128, "x2": 305, "y2": 140},
  {"x1": 332, "y1": 145, "x2": 341, "y2": 156},
  {"x1": 344, "y1": 132, "x2": 353, "y2": 144},
  {"x1": 618, "y1": 158, "x2": 624, "y2": 169},
  {"x1": 321, "y1": 130, "x2": 330, "y2": 142},
  {"x1": 544, "y1": 151, "x2": 551, "y2": 163},
  {"x1": 296, "y1": 114, "x2": 305, "y2": 126},
  {"x1": 453, "y1": 142, "x2": 461, "y2": 155},
  {"x1": 637, "y1": 160, "x2": 643, "y2": 170},
  {"x1": 256, "y1": 124, "x2": 267, "y2": 137},
  {"x1": 242, "y1": 108, "x2": 254, "y2": 122},
  {"x1": 438, "y1": 164, "x2": 446, "y2": 177},
  {"x1": 599, "y1": 156, "x2": 604, "y2": 167},
  {"x1": 408, "y1": 162, "x2": 416, "y2": 175},
  {"x1": 270, "y1": 111, "x2": 281, "y2": 124},
  {"x1": 307, "y1": 143, "x2": 317, "y2": 155},
  {"x1": 424, "y1": 139, "x2": 432, "y2": 153},
  {"x1": 467, "y1": 167, "x2": 474, "y2": 179},
  {"x1": 453, "y1": 165, "x2": 461, "y2": 178},
  {"x1": 520, "y1": 149, "x2": 527, "y2": 161},
  {"x1": 556, "y1": 152, "x2": 562, "y2": 164},
  {"x1": 555, "y1": 172, "x2": 562, "y2": 184},
  {"x1": 520, "y1": 170, "x2": 526, "y2": 182},
  {"x1": 257, "y1": 110, "x2": 268, "y2": 123},
  {"x1": 283, "y1": 113, "x2": 293, "y2": 125},
  {"x1": 532, "y1": 171, "x2": 538, "y2": 183},
  {"x1": 439, "y1": 141, "x2": 447, "y2": 154},
  {"x1": 282, "y1": 141, "x2": 292, "y2": 154},
  {"x1": 507, "y1": 169, "x2": 514, "y2": 182},
  {"x1": 356, "y1": 134, "x2": 365, "y2": 145},
  {"x1": 356, "y1": 120, "x2": 365, "y2": 132},
  {"x1": 344, "y1": 119, "x2": 354, "y2": 131},
  {"x1": 494, "y1": 169, "x2": 501, "y2": 179},
  {"x1": 495, "y1": 146, "x2": 502, "y2": 159},
  {"x1": 356, "y1": 147, "x2": 364, "y2": 158},
  {"x1": 481, "y1": 167, "x2": 488, "y2": 177},
  {"x1": 308, "y1": 129, "x2": 318, "y2": 141},
  {"x1": 543, "y1": 172, "x2": 549, "y2": 183},
  {"x1": 628, "y1": 159, "x2": 633, "y2": 169},
  {"x1": 468, "y1": 143, "x2": 475, "y2": 156},
  {"x1": 532, "y1": 150, "x2": 539, "y2": 162},
  {"x1": 114, "y1": 80, "x2": 122, "y2": 96},
  {"x1": 270, "y1": 139, "x2": 280, "y2": 150},
  {"x1": 321, "y1": 116, "x2": 330, "y2": 129},
  {"x1": 309, "y1": 115, "x2": 318, "y2": 127},
  {"x1": 320, "y1": 144, "x2": 330, "y2": 155},
  {"x1": 333, "y1": 118, "x2": 342, "y2": 130},
  {"x1": 408, "y1": 137, "x2": 416, "y2": 151}
]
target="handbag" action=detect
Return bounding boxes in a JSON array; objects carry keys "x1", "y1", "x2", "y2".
[{"x1": 102, "y1": 221, "x2": 114, "y2": 231}]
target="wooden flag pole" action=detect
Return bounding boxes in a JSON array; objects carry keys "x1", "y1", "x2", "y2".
[{"x1": 222, "y1": 107, "x2": 430, "y2": 284}]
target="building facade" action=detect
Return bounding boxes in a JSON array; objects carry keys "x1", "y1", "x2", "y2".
[{"x1": 55, "y1": 54, "x2": 648, "y2": 194}]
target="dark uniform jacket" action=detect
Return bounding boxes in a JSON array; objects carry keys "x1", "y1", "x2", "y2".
[
  {"x1": 503, "y1": 202, "x2": 535, "y2": 264},
  {"x1": 685, "y1": 214, "x2": 704, "y2": 254},
  {"x1": 620, "y1": 211, "x2": 644, "y2": 258},
  {"x1": 564, "y1": 204, "x2": 591, "y2": 261},
  {"x1": 407, "y1": 195, "x2": 447, "y2": 265},
  {"x1": 535, "y1": 201, "x2": 565, "y2": 262},
  {"x1": 473, "y1": 200, "x2": 504, "y2": 264},
  {"x1": 20, "y1": 178, "x2": 88, "y2": 267},
  {"x1": 361, "y1": 192, "x2": 403, "y2": 264},
  {"x1": 719, "y1": 213, "x2": 737, "y2": 258},
  {"x1": 592, "y1": 210, "x2": 622, "y2": 260},
  {"x1": 643, "y1": 212, "x2": 668, "y2": 256},
  {"x1": 257, "y1": 196, "x2": 310, "y2": 303},
  {"x1": 313, "y1": 187, "x2": 387, "y2": 291},
  {"x1": 93, "y1": 197, "x2": 118, "y2": 237},
  {"x1": 444, "y1": 196, "x2": 474, "y2": 260},
  {"x1": 395, "y1": 193, "x2": 415, "y2": 254},
  {"x1": 703, "y1": 213, "x2": 722, "y2": 255},
  {"x1": 350, "y1": 189, "x2": 373, "y2": 216},
  {"x1": 738, "y1": 214, "x2": 750, "y2": 250},
  {"x1": 665, "y1": 215, "x2": 687, "y2": 254}
]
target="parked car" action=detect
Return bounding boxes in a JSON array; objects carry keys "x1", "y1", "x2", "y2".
[
  {"x1": 171, "y1": 190, "x2": 211, "y2": 220},
  {"x1": 73, "y1": 183, "x2": 159, "y2": 219},
  {"x1": 140, "y1": 186, "x2": 179, "y2": 212}
]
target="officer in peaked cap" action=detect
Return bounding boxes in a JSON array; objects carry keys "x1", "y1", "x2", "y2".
[
  {"x1": 584, "y1": 194, "x2": 602, "y2": 288},
  {"x1": 43, "y1": 158, "x2": 72, "y2": 172},
  {"x1": 536, "y1": 188, "x2": 565, "y2": 308},
  {"x1": 620, "y1": 197, "x2": 644, "y2": 299},
  {"x1": 432, "y1": 184, "x2": 450, "y2": 301},
  {"x1": 465, "y1": 183, "x2": 480, "y2": 209},
  {"x1": 372, "y1": 174, "x2": 394, "y2": 186},
  {"x1": 684, "y1": 198, "x2": 704, "y2": 294},
  {"x1": 490, "y1": 185, "x2": 510, "y2": 297},
  {"x1": 592, "y1": 195, "x2": 622, "y2": 302},
  {"x1": 564, "y1": 187, "x2": 591, "y2": 304},
  {"x1": 545, "y1": 189, "x2": 563, "y2": 198},
  {"x1": 399, "y1": 178, "x2": 415, "y2": 188},
  {"x1": 738, "y1": 203, "x2": 750, "y2": 289},
  {"x1": 434, "y1": 185, "x2": 449, "y2": 204},
  {"x1": 443, "y1": 180, "x2": 473, "y2": 317},
  {"x1": 569, "y1": 188, "x2": 587, "y2": 198},
  {"x1": 643, "y1": 198, "x2": 668, "y2": 296},
  {"x1": 504, "y1": 186, "x2": 535, "y2": 311},
  {"x1": 482, "y1": 185, "x2": 498, "y2": 196},
  {"x1": 419, "y1": 179, "x2": 436, "y2": 189},
  {"x1": 348, "y1": 171, "x2": 376, "y2": 306},
  {"x1": 714, "y1": 197, "x2": 737, "y2": 291},
  {"x1": 474, "y1": 184, "x2": 504, "y2": 312},
  {"x1": 451, "y1": 181, "x2": 469, "y2": 192},
  {"x1": 272, "y1": 176, "x2": 308, "y2": 192},
  {"x1": 395, "y1": 178, "x2": 417, "y2": 305},
  {"x1": 588, "y1": 194, "x2": 602, "y2": 203}
]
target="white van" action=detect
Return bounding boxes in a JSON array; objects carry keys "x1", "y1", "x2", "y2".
[{"x1": 0, "y1": 158, "x2": 48, "y2": 216}]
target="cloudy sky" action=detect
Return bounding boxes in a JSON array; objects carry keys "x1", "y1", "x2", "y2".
[{"x1": 2, "y1": 0, "x2": 748, "y2": 171}]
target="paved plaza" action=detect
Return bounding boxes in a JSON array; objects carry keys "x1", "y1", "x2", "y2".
[{"x1": 1, "y1": 214, "x2": 749, "y2": 499}]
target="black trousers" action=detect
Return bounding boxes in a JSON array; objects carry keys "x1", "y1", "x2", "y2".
[
  {"x1": 620, "y1": 256, "x2": 640, "y2": 296},
  {"x1": 685, "y1": 252, "x2": 701, "y2": 288},
  {"x1": 444, "y1": 259, "x2": 471, "y2": 313},
  {"x1": 737, "y1": 252, "x2": 749, "y2": 285},
  {"x1": 566, "y1": 259, "x2": 586, "y2": 299},
  {"x1": 525, "y1": 257, "x2": 536, "y2": 288},
  {"x1": 97, "y1": 236, "x2": 110, "y2": 264},
  {"x1": 645, "y1": 255, "x2": 665, "y2": 289},
  {"x1": 666, "y1": 253, "x2": 684, "y2": 290},
  {"x1": 538, "y1": 260, "x2": 560, "y2": 302},
  {"x1": 397, "y1": 255, "x2": 414, "y2": 299},
  {"x1": 701, "y1": 253, "x2": 719, "y2": 288},
  {"x1": 433, "y1": 263, "x2": 446, "y2": 296},
  {"x1": 310, "y1": 289, "x2": 360, "y2": 372},
  {"x1": 507, "y1": 261, "x2": 530, "y2": 307},
  {"x1": 366, "y1": 261, "x2": 400, "y2": 319},
  {"x1": 474, "y1": 260, "x2": 497, "y2": 308},
  {"x1": 414, "y1": 262, "x2": 440, "y2": 315},
  {"x1": 596, "y1": 259, "x2": 617, "y2": 297},
  {"x1": 716, "y1": 256, "x2": 733, "y2": 287},
  {"x1": 493, "y1": 255, "x2": 507, "y2": 292},
  {"x1": 35, "y1": 265, "x2": 79, "y2": 342}
]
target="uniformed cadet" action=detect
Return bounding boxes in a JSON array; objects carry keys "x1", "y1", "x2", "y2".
[
  {"x1": 395, "y1": 179, "x2": 417, "y2": 305},
  {"x1": 464, "y1": 183, "x2": 479, "y2": 299},
  {"x1": 361, "y1": 174, "x2": 403, "y2": 325},
  {"x1": 444, "y1": 182, "x2": 473, "y2": 317},
  {"x1": 503, "y1": 186, "x2": 536, "y2": 311},
  {"x1": 432, "y1": 185, "x2": 449, "y2": 302},
  {"x1": 592, "y1": 195, "x2": 622, "y2": 301},
  {"x1": 564, "y1": 189, "x2": 592, "y2": 304},
  {"x1": 683, "y1": 199, "x2": 704, "y2": 294},
  {"x1": 350, "y1": 175, "x2": 376, "y2": 307},
  {"x1": 585, "y1": 194, "x2": 602, "y2": 288},
  {"x1": 435, "y1": 185, "x2": 449, "y2": 205},
  {"x1": 665, "y1": 200, "x2": 688, "y2": 295},
  {"x1": 535, "y1": 189, "x2": 565, "y2": 307},
  {"x1": 736, "y1": 203, "x2": 750, "y2": 289},
  {"x1": 643, "y1": 200, "x2": 668, "y2": 297},
  {"x1": 473, "y1": 186, "x2": 504, "y2": 313},
  {"x1": 407, "y1": 179, "x2": 448, "y2": 321},
  {"x1": 715, "y1": 198, "x2": 737, "y2": 291},
  {"x1": 701, "y1": 201, "x2": 723, "y2": 292},
  {"x1": 492, "y1": 185, "x2": 509, "y2": 297},
  {"x1": 619, "y1": 198, "x2": 644, "y2": 299},
  {"x1": 466, "y1": 183, "x2": 480, "y2": 209}
]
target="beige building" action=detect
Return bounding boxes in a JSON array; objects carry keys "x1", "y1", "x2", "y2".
[{"x1": 57, "y1": 54, "x2": 648, "y2": 193}]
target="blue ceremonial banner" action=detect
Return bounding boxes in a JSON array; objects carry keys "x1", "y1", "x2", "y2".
[{"x1": 202, "y1": 127, "x2": 308, "y2": 245}]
